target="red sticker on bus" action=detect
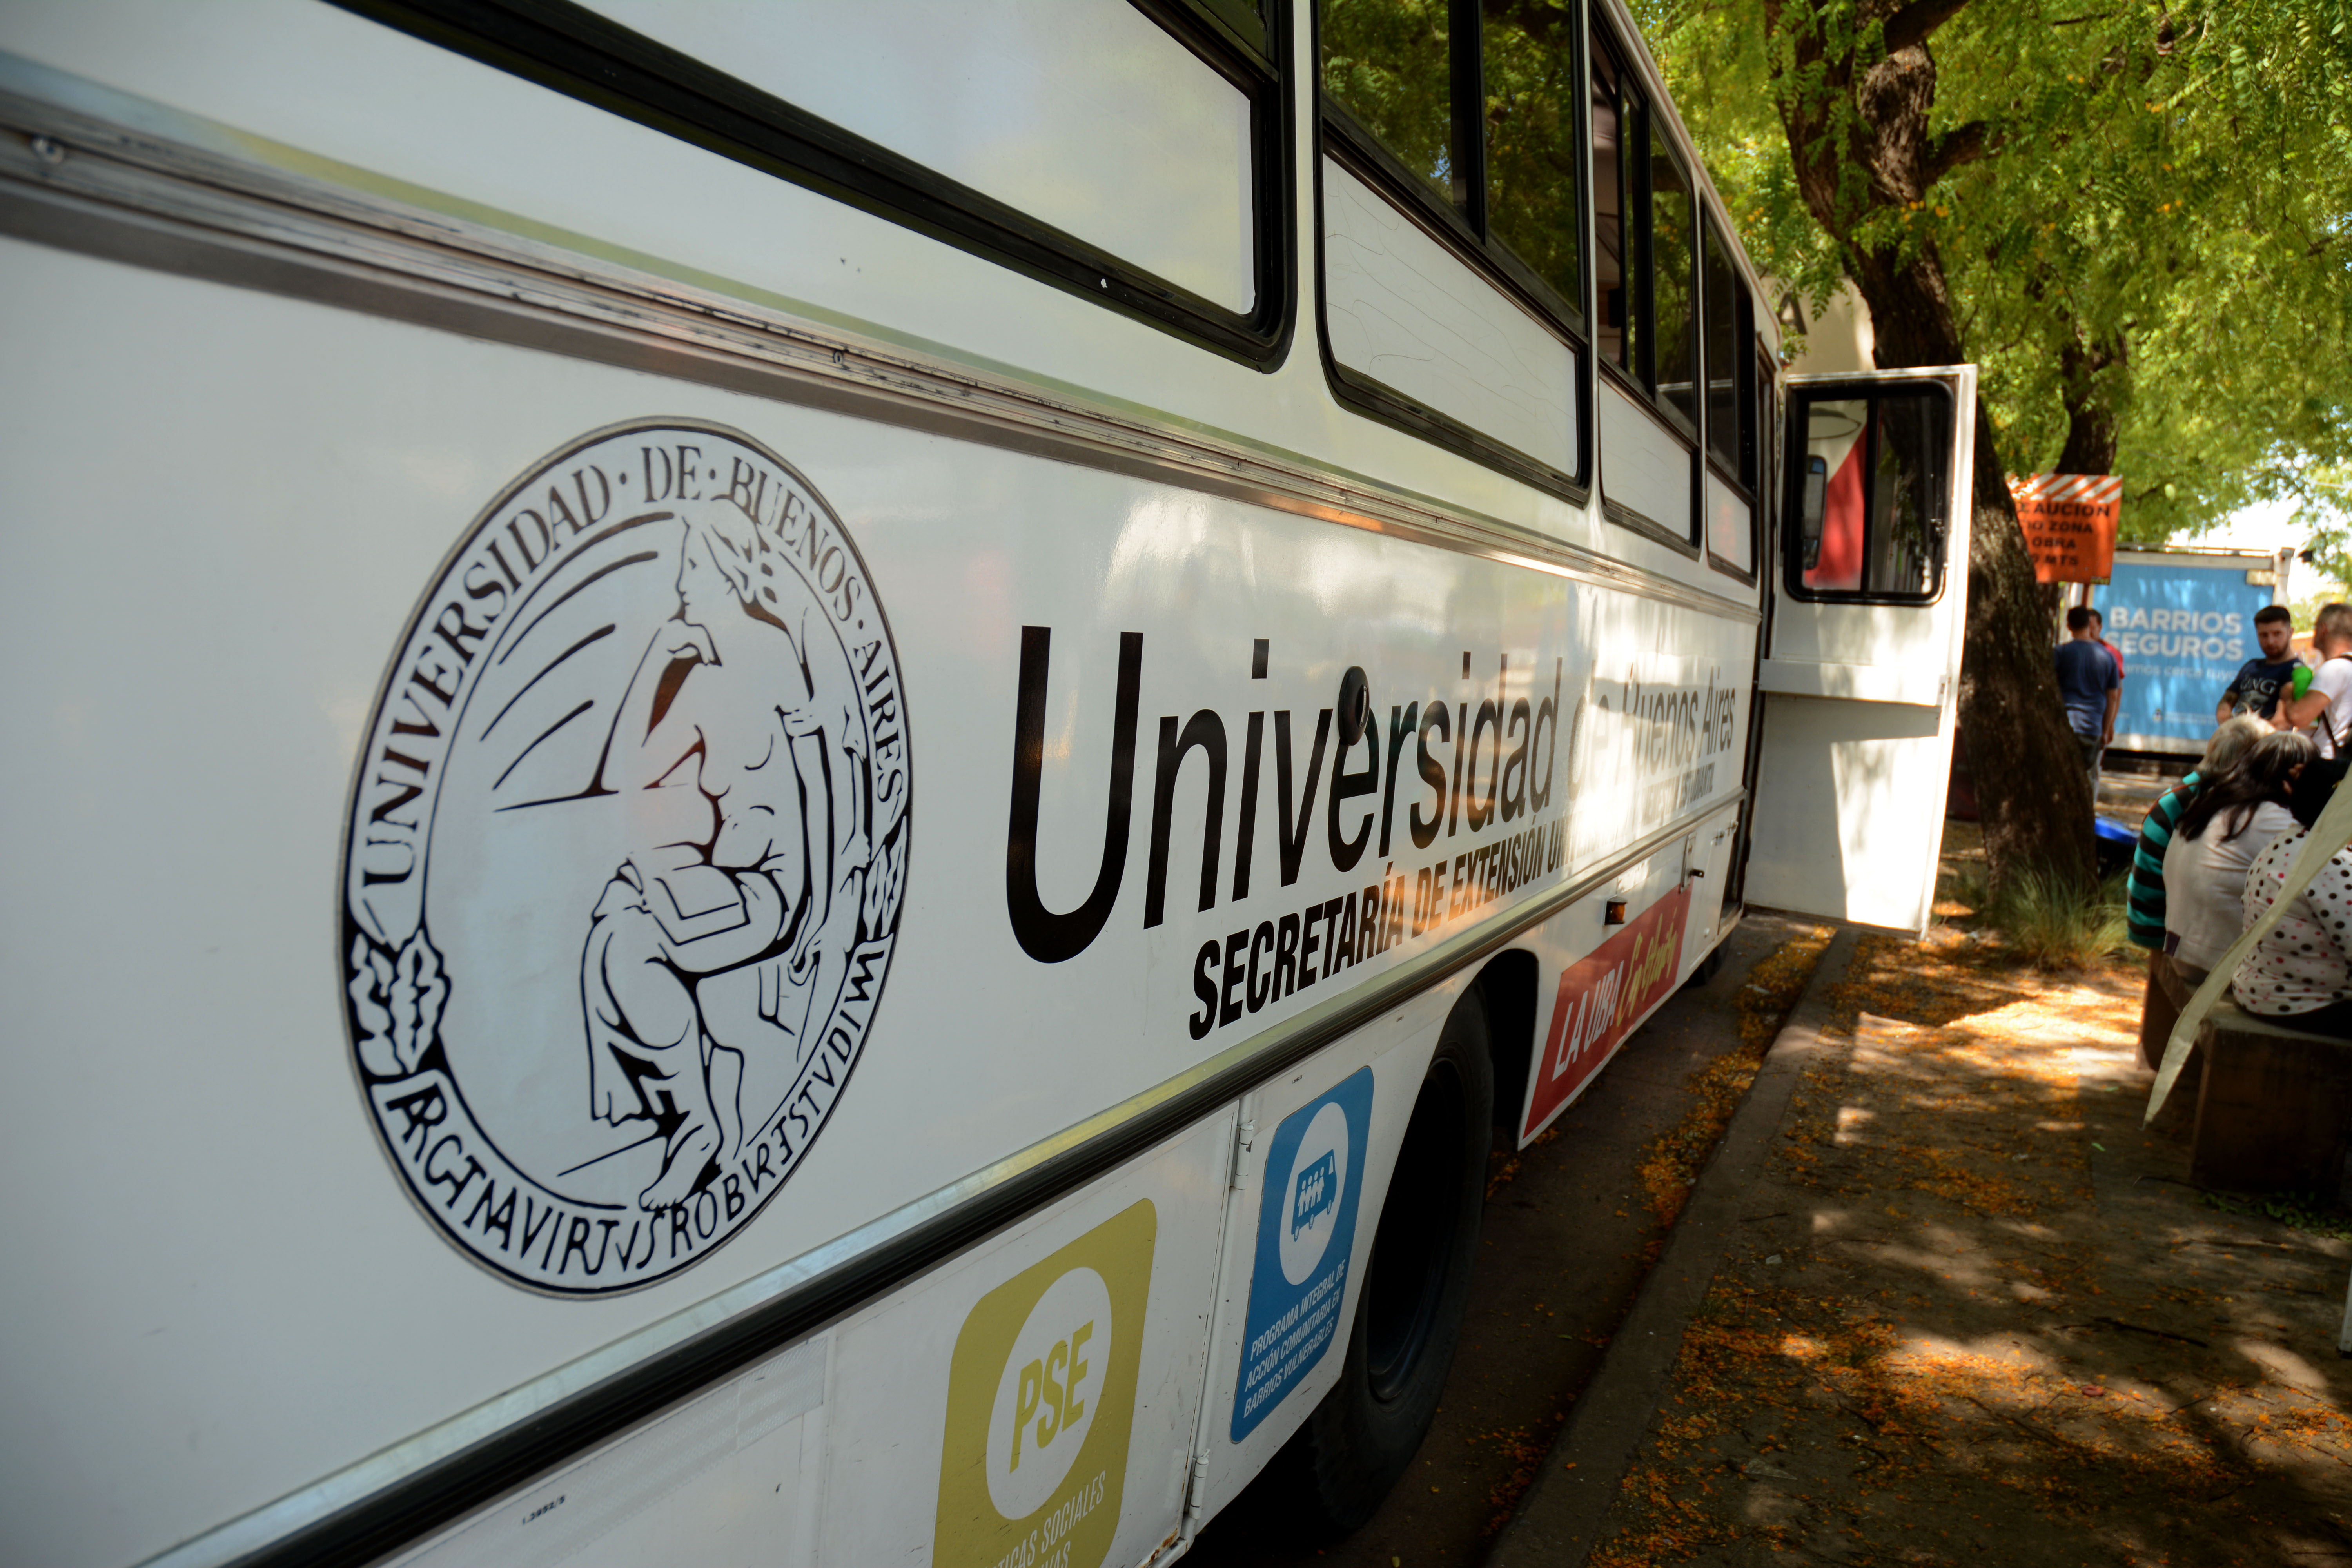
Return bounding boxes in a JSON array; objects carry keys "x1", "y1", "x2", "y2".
[{"x1": 1522, "y1": 887, "x2": 1690, "y2": 1138}]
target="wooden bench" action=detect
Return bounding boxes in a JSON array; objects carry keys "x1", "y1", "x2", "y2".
[{"x1": 2192, "y1": 1001, "x2": 2352, "y2": 1192}]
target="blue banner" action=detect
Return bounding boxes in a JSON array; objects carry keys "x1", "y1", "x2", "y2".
[{"x1": 2092, "y1": 562, "x2": 2275, "y2": 751}]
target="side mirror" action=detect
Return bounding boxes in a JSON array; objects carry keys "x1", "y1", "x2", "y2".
[{"x1": 1800, "y1": 456, "x2": 1826, "y2": 570}]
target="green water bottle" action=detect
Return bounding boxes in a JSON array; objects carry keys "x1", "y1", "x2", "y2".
[{"x1": 2294, "y1": 663, "x2": 2315, "y2": 701}]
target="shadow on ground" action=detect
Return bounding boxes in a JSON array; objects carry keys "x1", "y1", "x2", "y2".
[{"x1": 1584, "y1": 932, "x2": 2352, "y2": 1568}]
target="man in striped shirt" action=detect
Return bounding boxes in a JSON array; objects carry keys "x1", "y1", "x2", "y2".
[{"x1": 2129, "y1": 715, "x2": 2267, "y2": 1067}]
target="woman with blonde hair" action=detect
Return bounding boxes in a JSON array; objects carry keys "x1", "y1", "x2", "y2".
[
  {"x1": 2163, "y1": 730, "x2": 2315, "y2": 986},
  {"x1": 2130, "y1": 714, "x2": 2270, "y2": 1067}
]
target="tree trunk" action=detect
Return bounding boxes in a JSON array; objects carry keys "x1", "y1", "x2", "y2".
[
  {"x1": 1957, "y1": 403, "x2": 2098, "y2": 890},
  {"x1": 2054, "y1": 330, "x2": 2126, "y2": 477},
  {"x1": 1769, "y1": 2, "x2": 2096, "y2": 890}
]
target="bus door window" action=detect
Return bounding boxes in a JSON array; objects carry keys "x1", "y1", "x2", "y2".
[
  {"x1": 1866, "y1": 394, "x2": 1950, "y2": 594},
  {"x1": 1800, "y1": 403, "x2": 1864, "y2": 589},
  {"x1": 1789, "y1": 389, "x2": 1952, "y2": 601}
]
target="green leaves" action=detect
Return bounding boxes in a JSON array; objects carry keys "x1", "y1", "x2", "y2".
[{"x1": 1646, "y1": 0, "x2": 2352, "y2": 540}]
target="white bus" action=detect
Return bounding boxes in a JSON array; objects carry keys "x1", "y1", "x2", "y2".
[{"x1": 0, "y1": 4, "x2": 1971, "y2": 1566}]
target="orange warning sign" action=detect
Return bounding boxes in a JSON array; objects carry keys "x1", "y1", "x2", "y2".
[{"x1": 2011, "y1": 473, "x2": 2122, "y2": 583}]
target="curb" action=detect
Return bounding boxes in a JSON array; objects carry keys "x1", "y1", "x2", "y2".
[{"x1": 1484, "y1": 924, "x2": 1863, "y2": 1568}]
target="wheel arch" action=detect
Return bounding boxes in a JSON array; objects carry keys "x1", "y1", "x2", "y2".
[{"x1": 1475, "y1": 947, "x2": 1541, "y2": 1144}]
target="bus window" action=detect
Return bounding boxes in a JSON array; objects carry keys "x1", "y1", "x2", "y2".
[
  {"x1": 1699, "y1": 218, "x2": 1757, "y2": 578},
  {"x1": 1319, "y1": 0, "x2": 1460, "y2": 210},
  {"x1": 1702, "y1": 218, "x2": 1744, "y2": 477},
  {"x1": 1649, "y1": 130, "x2": 1698, "y2": 430},
  {"x1": 1591, "y1": 11, "x2": 1704, "y2": 555},
  {"x1": 1483, "y1": 4, "x2": 1584, "y2": 315},
  {"x1": 1590, "y1": 34, "x2": 1635, "y2": 372},
  {"x1": 1752, "y1": 338, "x2": 1773, "y2": 492},
  {"x1": 1317, "y1": 0, "x2": 1591, "y2": 496},
  {"x1": 1789, "y1": 388, "x2": 1952, "y2": 601},
  {"x1": 597, "y1": 0, "x2": 1260, "y2": 314}
]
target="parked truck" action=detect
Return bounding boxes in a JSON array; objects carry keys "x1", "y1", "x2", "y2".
[{"x1": 2088, "y1": 545, "x2": 2299, "y2": 759}]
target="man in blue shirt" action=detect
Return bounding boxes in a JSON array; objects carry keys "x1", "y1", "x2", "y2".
[
  {"x1": 2055, "y1": 604, "x2": 2120, "y2": 795},
  {"x1": 2215, "y1": 604, "x2": 2301, "y2": 722}
]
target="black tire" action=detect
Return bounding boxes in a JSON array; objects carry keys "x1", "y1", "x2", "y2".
[{"x1": 1268, "y1": 985, "x2": 1494, "y2": 1536}]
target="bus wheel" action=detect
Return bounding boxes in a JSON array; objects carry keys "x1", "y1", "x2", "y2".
[{"x1": 1276, "y1": 985, "x2": 1493, "y2": 1535}]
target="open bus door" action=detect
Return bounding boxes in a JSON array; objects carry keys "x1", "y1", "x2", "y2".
[{"x1": 1742, "y1": 366, "x2": 1977, "y2": 936}]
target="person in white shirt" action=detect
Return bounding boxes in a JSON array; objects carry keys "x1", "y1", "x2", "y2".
[
  {"x1": 2232, "y1": 826, "x2": 2352, "y2": 1038},
  {"x1": 2163, "y1": 731, "x2": 2314, "y2": 981},
  {"x1": 2274, "y1": 600, "x2": 2352, "y2": 759}
]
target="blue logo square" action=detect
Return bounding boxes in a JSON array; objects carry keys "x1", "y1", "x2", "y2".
[{"x1": 1231, "y1": 1067, "x2": 1374, "y2": 1440}]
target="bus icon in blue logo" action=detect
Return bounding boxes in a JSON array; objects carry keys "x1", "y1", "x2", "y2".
[
  {"x1": 1290, "y1": 1150, "x2": 1338, "y2": 1238},
  {"x1": 1232, "y1": 1068, "x2": 1373, "y2": 1441}
]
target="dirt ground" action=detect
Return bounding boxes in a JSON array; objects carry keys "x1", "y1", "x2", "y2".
[{"x1": 1577, "y1": 924, "x2": 2352, "y2": 1567}]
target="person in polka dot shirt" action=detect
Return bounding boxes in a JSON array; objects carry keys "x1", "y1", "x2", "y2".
[{"x1": 2231, "y1": 826, "x2": 2352, "y2": 1037}]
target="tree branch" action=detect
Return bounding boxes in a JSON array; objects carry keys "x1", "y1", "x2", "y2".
[
  {"x1": 1923, "y1": 119, "x2": 1997, "y2": 185},
  {"x1": 1479, "y1": 0, "x2": 1573, "y2": 50},
  {"x1": 1883, "y1": 0, "x2": 1974, "y2": 54}
]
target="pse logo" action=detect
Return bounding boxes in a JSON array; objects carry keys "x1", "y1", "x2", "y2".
[
  {"x1": 936, "y1": 1202, "x2": 1155, "y2": 1568},
  {"x1": 1233, "y1": 1069, "x2": 1373, "y2": 1440},
  {"x1": 990, "y1": 1270, "x2": 1106, "y2": 1519}
]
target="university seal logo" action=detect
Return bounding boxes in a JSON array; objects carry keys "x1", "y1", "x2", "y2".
[{"x1": 341, "y1": 421, "x2": 909, "y2": 1294}]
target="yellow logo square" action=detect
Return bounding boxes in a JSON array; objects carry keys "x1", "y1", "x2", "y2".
[{"x1": 933, "y1": 1200, "x2": 1156, "y2": 1568}]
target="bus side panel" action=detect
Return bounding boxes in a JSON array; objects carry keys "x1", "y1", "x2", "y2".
[
  {"x1": 0, "y1": 34, "x2": 1764, "y2": 1568},
  {"x1": 369, "y1": 818, "x2": 1758, "y2": 1568},
  {"x1": 795, "y1": 1106, "x2": 1233, "y2": 1568},
  {"x1": 380, "y1": 1343, "x2": 831, "y2": 1568},
  {"x1": 377, "y1": 1108, "x2": 1237, "y2": 1568},
  {"x1": 1515, "y1": 797, "x2": 1745, "y2": 1150},
  {"x1": 0, "y1": 232, "x2": 1736, "y2": 1565},
  {"x1": 1192, "y1": 792, "x2": 1745, "y2": 1518},
  {"x1": 1194, "y1": 982, "x2": 1464, "y2": 1519}
]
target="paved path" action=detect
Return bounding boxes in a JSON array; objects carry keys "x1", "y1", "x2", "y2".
[{"x1": 1494, "y1": 929, "x2": 2352, "y2": 1568}]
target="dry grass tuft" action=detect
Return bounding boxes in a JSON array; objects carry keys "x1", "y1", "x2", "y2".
[{"x1": 1987, "y1": 864, "x2": 2130, "y2": 971}]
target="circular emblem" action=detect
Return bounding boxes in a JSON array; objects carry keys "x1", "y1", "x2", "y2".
[{"x1": 341, "y1": 421, "x2": 909, "y2": 1294}]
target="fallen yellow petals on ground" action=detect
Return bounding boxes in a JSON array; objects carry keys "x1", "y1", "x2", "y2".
[{"x1": 1584, "y1": 914, "x2": 2352, "y2": 1565}]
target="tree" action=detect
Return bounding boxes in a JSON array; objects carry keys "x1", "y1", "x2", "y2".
[
  {"x1": 1763, "y1": 0, "x2": 2100, "y2": 890},
  {"x1": 1642, "y1": 0, "x2": 2352, "y2": 888},
  {"x1": 1932, "y1": 1, "x2": 2352, "y2": 541}
]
